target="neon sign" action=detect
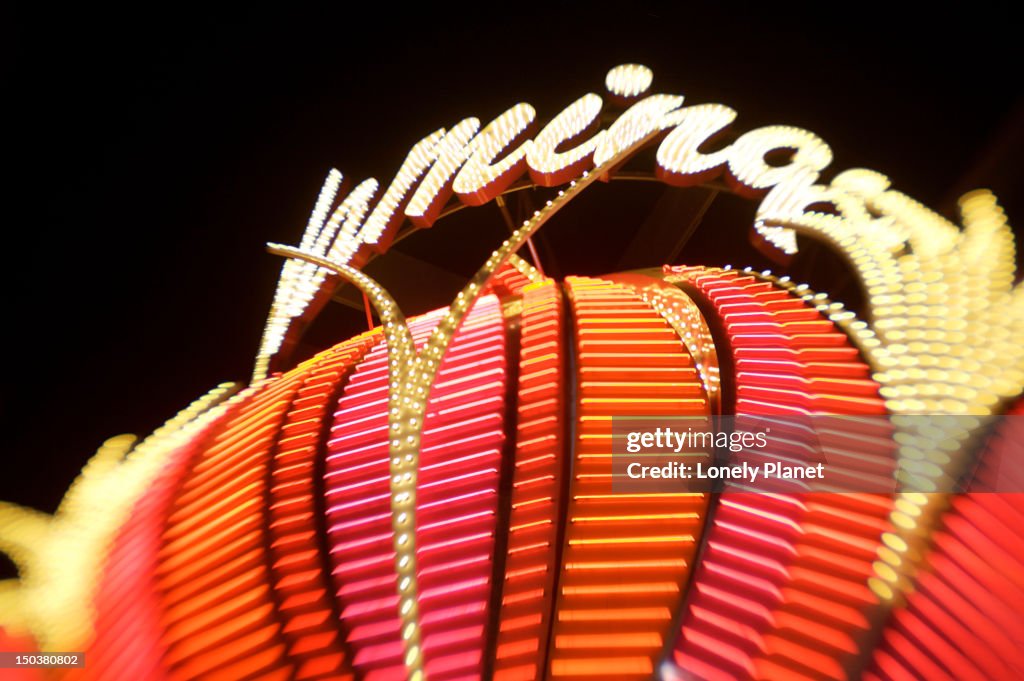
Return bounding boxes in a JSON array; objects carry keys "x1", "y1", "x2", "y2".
[{"x1": 1, "y1": 63, "x2": 1022, "y2": 681}]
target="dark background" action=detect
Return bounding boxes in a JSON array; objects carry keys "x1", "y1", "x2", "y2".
[{"x1": 3, "y1": 3, "x2": 1021, "y2": 537}]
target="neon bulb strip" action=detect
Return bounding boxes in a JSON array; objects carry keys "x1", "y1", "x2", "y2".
[
  {"x1": 668, "y1": 267, "x2": 893, "y2": 681},
  {"x1": 494, "y1": 280, "x2": 567, "y2": 680},
  {"x1": 324, "y1": 296, "x2": 506, "y2": 680},
  {"x1": 83, "y1": 392, "x2": 254, "y2": 681},
  {"x1": 547, "y1": 276, "x2": 711, "y2": 680},
  {"x1": 324, "y1": 307, "x2": 445, "y2": 680},
  {"x1": 266, "y1": 329, "x2": 379, "y2": 679},
  {"x1": 155, "y1": 372, "x2": 312, "y2": 680}
]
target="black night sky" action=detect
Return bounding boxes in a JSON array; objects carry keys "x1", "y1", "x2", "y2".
[{"x1": 3, "y1": 1, "x2": 1021, "y2": 542}]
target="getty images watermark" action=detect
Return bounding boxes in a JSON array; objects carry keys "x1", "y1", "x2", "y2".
[
  {"x1": 609, "y1": 415, "x2": 1024, "y2": 494},
  {"x1": 623, "y1": 422, "x2": 823, "y2": 483}
]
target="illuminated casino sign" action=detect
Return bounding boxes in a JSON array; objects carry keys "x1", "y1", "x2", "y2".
[{"x1": 1, "y1": 64, "x2": 1022, "y2": 681}]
